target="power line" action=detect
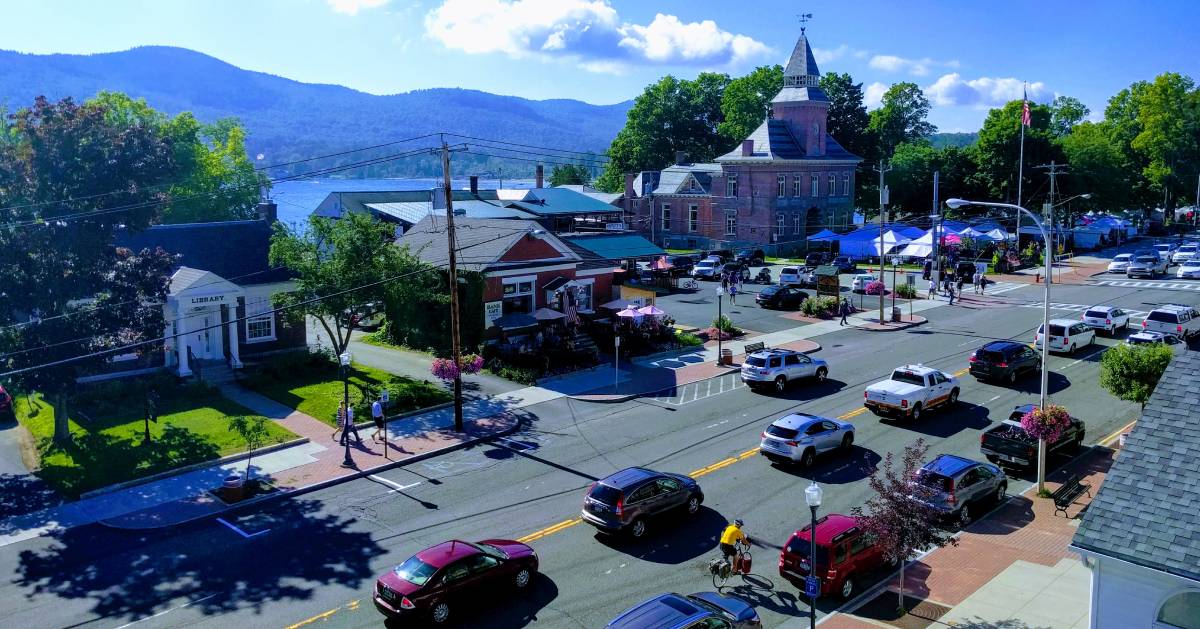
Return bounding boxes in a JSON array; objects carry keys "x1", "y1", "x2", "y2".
[{"x1": 443, "y1": 134, "x2": 609, "y2": 161}]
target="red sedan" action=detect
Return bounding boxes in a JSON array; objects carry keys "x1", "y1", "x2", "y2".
[{"x1": 374, "y1": 539, "x2": 538, "y2": 624}]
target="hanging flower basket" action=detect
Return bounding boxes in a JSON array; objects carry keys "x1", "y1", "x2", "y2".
[
  {"x1": 865, "y1": 280, "x2": 886, "y2": 295},
  {"x1": 1020, "y1": 404, "x2": 1072, "y2": 443},
  {"x1": 431, "y1": 354, "x2": 484, "y2": 381}
]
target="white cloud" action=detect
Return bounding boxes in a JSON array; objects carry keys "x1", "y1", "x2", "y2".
[
  {"x1": 327, "y1": 0, "x2": 389, "y2": 15},
  {"x1": 864, "y1": 81, "x2": 887, "y2": 110},
  {"x1": 868, "y1": 54, "x2": 955, "y2": 77},
  {"x1": 424, "y1": 0, "x2": 770, "y2": 71},
  {"x1": 925, "y1": 73, "x2": 1050, "y2": 107},
  {"x1": 812, "y1": 44, "x2": 866, "y2": 64}
]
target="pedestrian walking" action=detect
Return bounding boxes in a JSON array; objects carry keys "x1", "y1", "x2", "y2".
[
  {"x1": 956, "y1": 276, "x2": 965, "y2": 295},
  {"x1": 927, "y1": 278, "x2": 936, "y2": 299},
  {"x1": 371, "y1": 395, "x2": 385, "y2": 442},
  {"x1": 947, "y1": 285, "x2": 956, "y2": 306},
  {"x1": 729, "y1": 281, "x2": 738, "y2": 305},
  {"x1": 338, "y1": 400, "x2": 361, "y2": 446},
  {"x1": 839, "y1": 297, "x2": 851, "y2": 325},
  {"x1": 973, "y1": 271, "x2": 982, "y2": 294},
  {"x1": 979, "y1": 272, "x2": 987, "y2": 294},
  {"x1": 721, "y1": 274, "x2": 729, "y2": 292}
]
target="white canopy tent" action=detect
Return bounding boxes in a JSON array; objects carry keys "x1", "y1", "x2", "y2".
[{"x1": 837, "y1": 230, "x2": 912, "y2": 259}]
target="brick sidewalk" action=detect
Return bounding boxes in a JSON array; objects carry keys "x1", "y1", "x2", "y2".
[{"x1": 824, "y1": 447, "x2": 1115, "y2": 628}]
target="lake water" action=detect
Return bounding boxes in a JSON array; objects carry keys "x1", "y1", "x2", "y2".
[{"x1": 270, "y1": 178, "x2": 536, "y2": 227}]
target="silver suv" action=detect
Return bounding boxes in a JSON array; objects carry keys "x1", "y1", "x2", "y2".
[
  {"x1": 914, "y1": 454, "x2": 1007, "y2": 526},
  {"x1": 1142, "y1": 304, "x2": 1200, "y2": 339},
  {"x1": 741, "y1": 348, "x2": 829, "y2": 393},
  {"x1": 759, "y1": 413, "x2": 855, "y2": 468}
]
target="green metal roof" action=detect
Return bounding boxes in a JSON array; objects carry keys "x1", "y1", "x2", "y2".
[
  {"x1": 562, "y1": 233, "x2": 664, "y2": 260},
  {"x1": 508, "y1": 187, "x2": 623, "y2": 216}
]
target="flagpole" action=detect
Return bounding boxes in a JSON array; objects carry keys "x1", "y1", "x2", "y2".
[{"x1": 1016, "y1": 82, "x2": 1028, "y2": 236}]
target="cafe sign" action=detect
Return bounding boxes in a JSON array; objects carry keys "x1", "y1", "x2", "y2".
[{"x1": 484, "y1": 301, "x2": 503, "y2": 327}]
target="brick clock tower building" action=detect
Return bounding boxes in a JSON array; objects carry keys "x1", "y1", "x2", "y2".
[{"x1": 624, "y1": 30, "x2": 862, "y2": 253}]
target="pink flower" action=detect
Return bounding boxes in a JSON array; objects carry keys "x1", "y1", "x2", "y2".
[{"x1": 1020, "y1": 404, "x2": 1071, "y2": 443}]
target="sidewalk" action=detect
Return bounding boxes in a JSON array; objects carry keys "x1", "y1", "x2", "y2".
[{"x1": 817, "y1": 446, "x2": 1114, "y2": 629}]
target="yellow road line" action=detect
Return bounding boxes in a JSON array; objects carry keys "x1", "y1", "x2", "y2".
[
  {"x1": 952, "y1": 367, "x2": 970, "y2": 377},
  {"x1": 738, "y1": 447, "x2": 760, "y2": 460},
  {"x1": 1099, "y1": 420, "x2": 1137, "y2": 447},
  {"x1": 285, "y1": 607, "x2": 340, "y2": 629},
  {"x1": 517, "y1": 518, "x2": 580, "y2": 543},
  {"x1": 838, "y1": 407, "x2": 868, "y2": 420}
]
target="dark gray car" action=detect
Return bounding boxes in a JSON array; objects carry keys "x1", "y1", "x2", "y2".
[
  {"x1": 914, "y1": 454, "x2": 1007, "y2": 526},
  {"x1": 581, "y1": 467, "x2": 704, "y2": 538}
]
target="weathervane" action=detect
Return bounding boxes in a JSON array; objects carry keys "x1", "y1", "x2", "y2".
[{"x1": 798, "y1": 12, "x2": 813, "y2": 33}]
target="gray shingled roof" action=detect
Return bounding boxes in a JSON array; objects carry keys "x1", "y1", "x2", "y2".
[
  {"x1": 783, "y1": 33, "x2": 820, "y2": 80},
  {"x1": 1071, "y1": 350, "x2": 1200, "y2": 583},
  {"x1": 395, "y1": 217, "x2": 577, "y2": 272},
  {"x1": 716, "y1": 120, "x2": 862, "y2": 163},
  {"x1": 771, "y1": 85, "x2": 830, "y2": 104},
  {"x1": 115, "y1": 219, "x2": 292, "y2": 285},
  {"x1": 651, "y1": 164, "x2": 722, "y2": 195}
]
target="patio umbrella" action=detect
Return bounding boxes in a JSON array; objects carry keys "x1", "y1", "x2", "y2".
[
  {"x1": 637, "y1": 305, "x2": 665, "y2": 317},
  {"x1": 616, "y1": 307, "x2": 640, "y2": 318},
  {"x1": 602, "y1": 298, "x2": 633, "y2": 310},
  {"x1": 650, "y1": 257, "x2": 672, "y2": 270},
  {"x1": 533, "y1": 307, "x2": 566, "y2": 321},
  {"x1": 491, "y1": 313, "x2": 538, "y2": 330}
]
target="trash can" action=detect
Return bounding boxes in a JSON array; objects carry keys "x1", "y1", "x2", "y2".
[
  {"x1": 720, "y1": 348, "x2": 733, "y2": 366},
  {"x1": 891, "y1": 306, "x2": 901, "y2": 322},
  {"x1": 222, "y1": 474, "x2": 245, "y2": 502}
]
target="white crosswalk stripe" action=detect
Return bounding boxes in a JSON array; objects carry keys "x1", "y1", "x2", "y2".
[
  {"x1": 984, "y1": 281, "x2": 1026, "y2": 295},
  {"x1": 1016, "y1": 301, "x2": 1149, "y2": 320},
  {"x1": 1095, "y1": 279, "x2": 1200, "y2": 292},
  {"x1": 652, "y1": 373, "x2": 744, "y2": 405}
]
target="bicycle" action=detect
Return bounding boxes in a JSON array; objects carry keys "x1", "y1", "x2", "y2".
[
  {"x1": 679, "y1": 278, "x2": 699, "y2": 290},
  {"x1": 708, "y1": 539, "x2": 752, "y2": 589}
]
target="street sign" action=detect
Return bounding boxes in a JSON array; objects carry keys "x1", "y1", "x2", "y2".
[
  {"x1": 381, "y1": 390, "x2": 390, "y2": 405},
  {"x1": 805, "y1": 575, "x2": 820, "y2": 598}
]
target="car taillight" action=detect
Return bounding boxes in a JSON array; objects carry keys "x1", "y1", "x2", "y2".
[
  {"x1": 947, "y1": 492, "x2": 957, "y2": 505},
  {"x1": 400, "y1": 597, "x2": 415, "y2": 610},
  {"x1": 996, "y1": 362, "x2": 1008, "y2": 368},
  {"x1": 980, "y1": 433, "x2": 986, "y2": 445},
  {"x1": 786, "y1": 440, "x2": 799, "y2": 447},
  {"x1": 968, "y1": 354, "x2": 977, "y2": 363},
  {"x1": 1178, "y1": 325, "x2": 1183, "y2": 333},
  {"x1": 1062, "y1": 337, "x2": 1069, "y2": 345},
  {"x1": 762, "y1": 431, "x2": 768, "y2": 439},
  {"x1": 901, "y1": 399, "x2": 908, "y2": 408},
  {"x1": 864, "y1": 390, "x2": 868, "y2": 398},
  {"x1": 827, "y1": 569, "x2": 838, "y2": 580},
  {"x1": 615, "y1": 496, "x2": 624, "y2": 518},
  {"x1": 1106, "y1": 319, "x2": 1111, "y2": 325}
]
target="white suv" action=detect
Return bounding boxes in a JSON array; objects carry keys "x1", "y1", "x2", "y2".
[
  {"x1": 1035, "y1": 319, "x2": 1096, "y2": 354},
  {"x1": 779, "y1": 266, "x2": 803, "y2": 286},
  {"x1": 741, "y1": 348, "x2": 829, "y2": 393},
  {"x1": 1142, "y1": 304, "x2": 1200, "y2": 340},
  {"x1": 1171, "y1": 244, "x2": 1198, "y2": 264},
  {"x1": 1081, "y1": 305, "x2": 1131, "y2": 335}
]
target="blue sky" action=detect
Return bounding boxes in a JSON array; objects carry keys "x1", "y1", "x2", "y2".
[{"x1": 2, "y1": 0, "x2": 1197, "y2": 132}]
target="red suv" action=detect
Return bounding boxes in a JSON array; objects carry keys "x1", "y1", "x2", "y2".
[
  {"x1": 0, "y1": 384, "x2": 11, "y2": 413},
  {"x1": 778, "y1": 514, "x2": 889, "y2": 600}
]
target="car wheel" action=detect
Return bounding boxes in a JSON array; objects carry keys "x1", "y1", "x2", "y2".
[
  {"x1": 948, "y1": 388, "x2": 960, "y2": 405},
  {"x1": 841, "y1": 433, "x2": 854, "y2": 451},
  {"x1": 959, "y1": 503, "x2": 972, "y2": 526},
  {"x1": 629, "y1": 518, "x2": 647, "y2": 539},
  {"x1": 840, "y1": 576, "x2": 855, "y2": 600},
  {"x1": 1008, "y1": 370, "x2": 1018, "y2": 385},
  {"x1": 430, "y1": 602, "x2": 451, "y2": 624},
  {"x1": 514, "y1": 567, "x2": 533, "y2": 589},
  {"x1": 686, "y1": 494, "x2": 701, "y2": 515},
  {"x1": 815, "y1": 367, "x2": 828, "y2": 382},
  {"x1": 995, "y1": 483, "x2": 1007, "y2": 505},
  {"x1": 800, "y1": 448, "x2": 815, "y2": 468},
  {"x1": 1069, "y1": 343, "x2": 1077, "y2": 354},
  {"x1": 909, "y1": 403, "x2": 922, "y2": 421},
  {"x1": 774, "y1": 375, "x2": 787, "y2": 393}
]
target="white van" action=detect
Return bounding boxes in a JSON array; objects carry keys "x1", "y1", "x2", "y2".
[{"x1": 1035, "y1": 319, "x2": 1096, "y2": 354}]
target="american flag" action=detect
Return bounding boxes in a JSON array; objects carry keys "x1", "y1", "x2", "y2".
[
  {"x1": 1021, "y1": 85, "x2": 1032, "y2": 127},
  {"x1": 564, "y1": 287, "x2": 580, "y2": 325}
]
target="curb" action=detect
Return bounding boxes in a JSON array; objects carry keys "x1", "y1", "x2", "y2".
[
  {"x1": 345, "y1": 400, "x2": 456, "y2": 431},
  {"x1": 96, "y1": 417, "x2": 522, "y2": 531},
  {"x1": 78, "y1": 437, "x2": 313, "y2": 501}
]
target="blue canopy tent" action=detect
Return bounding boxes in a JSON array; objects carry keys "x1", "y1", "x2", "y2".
[{"x1": 806, "y1": 228, "x2": 837, "y2": 241}]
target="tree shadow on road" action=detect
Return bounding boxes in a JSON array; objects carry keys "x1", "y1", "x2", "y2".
[
  {"x1": 14, "y1": 497, "x2": 386, "y2": 623},
  {"x1": 767, "y1": 378, "x2": 847, "y2": 402},
  {"x1": 0, "y1": 472, "x2": 61, "y2": 522},
  {"x1": 767, "y1": 445, "x2": 881, "y2": 485},
  {"x1": 593, "y1": 506, "x2": 725, "y2": 565},
  {"x1": 882, "y1": 401, "x2": 992, "y2": 439}
]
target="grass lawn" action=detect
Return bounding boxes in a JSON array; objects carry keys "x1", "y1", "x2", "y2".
[
  {"x1": 14, "y1": 386, "x2": 296, "y2": 498},
  {"x1": 245, "y1": 361, "x2": 450, "y2": 428}
]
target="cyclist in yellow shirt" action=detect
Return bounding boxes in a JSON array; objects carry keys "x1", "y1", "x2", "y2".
[{"x1": 719, "y1": 519, "x2": 748, "y2": 561}]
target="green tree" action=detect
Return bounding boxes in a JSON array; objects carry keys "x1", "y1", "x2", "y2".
[
  {"x1": 1100, "y1": 342, "x2": 1174, "y2": 409},
  {"x1": 717, "y1": 65, "x2": 783, "y2": 144},
  {"x1": 821, "y1": 72, "x2": 877, "y2": 209},
  {"x1": 269, "y1": 212, "x2": 418, "y2": 358},
  {"x1": 1061, "y1": 121, "x2": 1128, "y2": 214},
  {"x1": 597, "y1": 73, "x2": 731, "y2": 191},
  {"x1": 868, "y1": 82, "x2": 937, "y2": 159},
  {"x1": 972, "y1": 100, "x2": 1064, "y2": 205},
  {"x1": 1104, "y1": 81, "x2": 1158, "y2": 210},
  {"x1": 1050, "y1": 96, "x2": 1090, "y2": 137},
  {"x1": 1130, "y1": 73, "x2": 1200, "y2": 209},
  {"x1": 227, "y1": 415, "x2": 272, "y2": 479},
  {"x1": 549, "y1": 163, "x2": 591, "y2": 187},
  {"x1": 886, "y1": 142, "x2": 938, "y2": 216}
]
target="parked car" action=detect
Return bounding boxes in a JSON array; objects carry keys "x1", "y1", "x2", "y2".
[
  {"x1": 968, "y1": 340, "x2": 1041, "y2": 384},
  {"x1": 1107, "y1": 253, "x2": 1133, "y2": 273},
  {"x1": 720, "y1": 262, "x2": 751, "y2": 282},
  {"x1": 1081, "y1": 305, "x2": 1131, "y2": 335},
  {"x1": 580, "y1": 467, "x2": 703, "y2": 538},
  {"x1": 741, "y1": 348, "x2": 829, "y2": 393},
  {"x1": 1153, "y1": 243, "x2": 1177, "y2": 259},
  {"x1": 778, "y1": 513, "x2": 889, "y2": 600},
  {"x1": 850, "y1": 273, "x2": 876, "y2": 293},
  {"x1": 1035, "y1": 319, "x2": 1096, "y2": 354},
  {"x1": 735, "y1": 249, "x2": 766, "y2": 266},
  {"x1": 1126, "y1": 331, "x2": 1184, "y2": 346},
  {"x1": 1127, "y1": 253, "x2": 1168, "y2": 278},
  {"x1": 1177, "y1": 260, "x2": 1200, "y2": 279},
  {"x1": 606, "y1": 592, "x2": 761, "y2": 629},
  {"x1": 831, "y1": 256, "x2": 856, "y2": 273},
  {"x1": 980, "y1": 404, "x2": 1085, "y2": 469},
  {"x1": 1171, "y1": 244, "x2": 1198, "y2": 264},
  {"x1": 705, "y1": 249, "x2": 735, "y2": 263},
  {"x1": 755, "y1": 285, "x2": 808, "y2": 310},
  {"x1": 0, "y1": 384, "x2": 10, "y2": 413},
  {"x1": 1141, "y1": 304, "x2": 1200, "y2": 340},
  {"x1": 664, "y1": 255, "x2": 695, "y2": 277},
  {"x1": 692, "y1": 260, "x2": 720, "y2": 280},
  {"x1": 759, "y1": 413, "x2": 854, "y2": 467},
  {"x1": 805, "y1": 252, "x2": 829, "y2": 267},
  {"x1": 956, "y1": 260, "x2": 982, "y2": 281},
  {"x1": 864, "y1": 364, "x2": 959, "y2": 421},
  {"x1": 373, "y1": 539, "x2": 539, "y2": 624},
  {"x1": 913, "y1": 454, "x2": 1008, "y2": 525},
  {"x1": 779, "y1": 266, "x2": 804, "y2": 286}
]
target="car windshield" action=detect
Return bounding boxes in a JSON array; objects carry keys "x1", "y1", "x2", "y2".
[
  {"x1": 916, "y1": 470, "x2": 953, "y2": 492},
  {"x1": 1085, "y1": 310, "x2": 1110, "y2": 318},
  {"x1": 696, "y1": 261, "x2": 715, "y2": 269},
  {"x1": 1181, "y1": 246, "x2": 1197, "y2": 252},
  {"x1": 1113, "y1": 254, "x2": 1131, "y2": 261},
  {"x1": 1136, "y1": 256, "x2": 1157, "y2": 263},
  {"x1": 745, "y1": 356, "x2": 767, "y2": 367},
  {"x1": 588, "y1": 483, "x2": 623, "y2": 505},
  {"x1": 1147, "y1": 311, "x2": 1180, "y2": 323},
  {"x1": 394, "y1": 556, "x2": 439, "y2": 586},
  {"x1": 761, "y1": 286, "x2": 780, "y2": 295},
  {"x1": 890, "y1": 370, "x2": 925, "y2": 386},
  {"x1": 766, "y1": 424, "x2": 800, "y2": 439}
]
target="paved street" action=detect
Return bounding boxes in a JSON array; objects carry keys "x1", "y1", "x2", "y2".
[{"x1": 0, "y1": 279, "x2": 1192, "y2": 629}]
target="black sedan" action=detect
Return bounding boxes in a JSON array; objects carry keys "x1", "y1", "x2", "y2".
[{"x1": 756, "y1": 285, "x2": 809, "y2": 309}]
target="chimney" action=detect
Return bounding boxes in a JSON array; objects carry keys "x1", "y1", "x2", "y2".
[
  {"x1": 675, "y1": 151, "x2": 687, "y2": 165},
  {"x1": 256, "y1": 200, "x2": 277, "y2": 223},
  {"x1": 741, "y1": 140, "x2": 754, "y2": 157},
  {"x1": 624, "y1": 173, "x2": 635, "y2": 199},
  {"x1": 469, "y1": 175, "x2": 479, "y2": 196},
  {"x1": 535, "y1": 164, "x2": 544, "y2": 188}
]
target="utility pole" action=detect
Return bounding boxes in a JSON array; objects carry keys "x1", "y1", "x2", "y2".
[
  {"x1": 1036, "y1": 161, "x2": 1069, "y2": 280},
  {"x1": 441, "y1": 139, "x2": 465, "y2": 432},
  {"x1": 931, "y1": 170, "x2": 941, "y2": 291},
  {"x1": 874, "y1": 161, "x2": 892, "y2": 324}
]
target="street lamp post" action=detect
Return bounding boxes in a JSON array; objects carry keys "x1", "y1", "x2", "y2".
[
  {"x1": 339, "y1": 350, "x2": 354, "y2": 469},
  {"x1": 947, "y1": 199, "x2": 1052, "y2": 493},
  {"x1": 716, "y1": 285, "x2": 725, "y2": 366},
  {"x1": 804, "y1": 481, "x2": 824, "y2": 629}
]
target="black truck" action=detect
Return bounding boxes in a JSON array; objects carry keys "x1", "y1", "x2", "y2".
[{"x1": 979, "y1": 404, "x2": 1085, "y2": 469}]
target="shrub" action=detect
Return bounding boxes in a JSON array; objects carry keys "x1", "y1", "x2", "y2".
[
  {"x1": 1020, "y1": 404, "x2": 1072, "y2": 443},
  {"x1": 711, "y1": 314, "x2": 739, "y2": 334},
  {"x1": 676, "y1": 331, "x2": 704, "y2": 347},
  {"x1": 801, "y1": 295, "x2": 839, "y2": 317},
  {"x1": 865, "y1": 280, "x2": 886, "y2": 295},
  {"x1": 701, "y1": 327, "x2": 734, "y2": 341},
  {"x1": 895, "y1": 283, "x2": 918, "y2": 299},
  {"x1": 485, "y1": 359, "x2": 539, "y2": 385}
]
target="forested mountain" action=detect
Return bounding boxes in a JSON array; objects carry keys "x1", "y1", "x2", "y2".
[
  {"x1": 928, "y1": 132, "x2": 979, "y2": 149},
  {"x1": 0, "y1": 46, "x2": 631, "y2": 178}
]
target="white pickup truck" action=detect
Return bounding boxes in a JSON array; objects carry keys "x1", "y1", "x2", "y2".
[{"x1": 863, "y1": 364, "x2": 960, "y2": 421}]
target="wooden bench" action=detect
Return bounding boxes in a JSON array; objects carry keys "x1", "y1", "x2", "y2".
[
  {"x1": 1051, "y1": 474, "x2": 1092, "y2": 517},
  {"x1": 742, "y1": 341, "x2": 766, "y2": 355}
]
